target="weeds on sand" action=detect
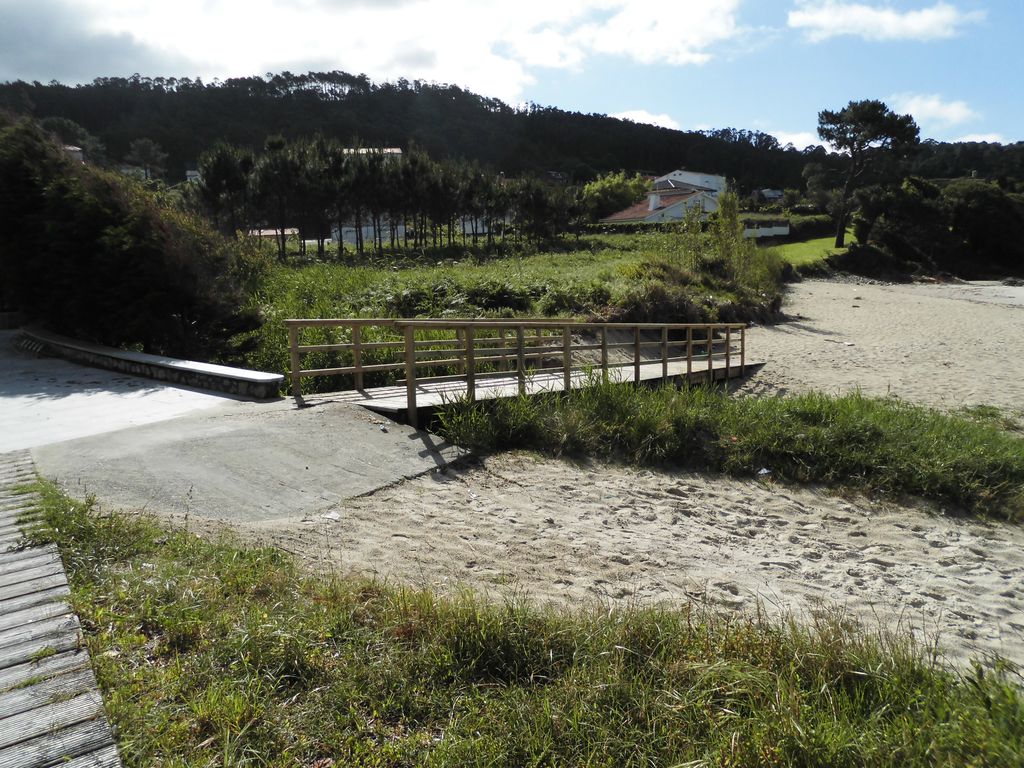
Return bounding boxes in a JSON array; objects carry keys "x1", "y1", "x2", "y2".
[
  {"x1": 24, "y1": 481, "x2": 1024, "y2": 766},
  {"x1": 437, "y1": 383, "x2": 1024, "y2": 521}
]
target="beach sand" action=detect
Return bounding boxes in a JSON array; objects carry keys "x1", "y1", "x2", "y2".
[
  {"x1": 738, "y1": 279, "x2": 1024, "y2": 412},
  {"x1": 175, "y1": 280, "x2": 1024, "y2": 669}
]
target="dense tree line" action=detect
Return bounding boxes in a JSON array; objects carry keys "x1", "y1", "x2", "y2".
[
  {"x1": 0, "y1": 114, "x2": 264, "y2": 358},
  {"x1": 0, "y1": 71, "x2": 814, "y2": 189},
  {"x1": 844, "y1": 176, "x2": 1024, "y2": 278},
  {"x1": 193, "y1": 136, "x2": 583, "y2": 259}
]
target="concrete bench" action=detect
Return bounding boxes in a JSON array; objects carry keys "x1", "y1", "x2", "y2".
[{"x1": 21, "y1": 327, "x2": 283, "y2": 400}]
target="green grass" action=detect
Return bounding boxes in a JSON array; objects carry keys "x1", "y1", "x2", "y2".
[
  {"x1": 437, "y1": 382, "x2": 1024, "y2": 521},
  {"x1": 959, "y1": 404, "x2": 1024, "y2": 434},
  {"x1": 26, "y1": 481, "x2": 1024, "y2": 767},
  {"x1": 770, "y1": 234, "x2": 850, "y2": 267},
  {"x1": 240, "y1": 231, "x2": 786, "y2": 391}
]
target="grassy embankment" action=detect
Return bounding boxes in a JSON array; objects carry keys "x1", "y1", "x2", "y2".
[
  {"x1": 241, "y1": 230, "x2": 785, "y2": 392},
  {"x1": 438, "y1": 382, "x2": 1024, "y2": 522},
  {"x1": 26, "y1": 481, "x2": 1024, "y2": 767}
]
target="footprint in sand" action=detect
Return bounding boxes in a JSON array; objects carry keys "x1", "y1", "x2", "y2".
[{"x1": 865, "y1": 557, "x2": 896, "y2": 569}]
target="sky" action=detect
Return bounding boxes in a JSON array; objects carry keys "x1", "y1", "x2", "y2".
[{"x1": 0, "y1": 0, "x2": 1020, "y2": 147}]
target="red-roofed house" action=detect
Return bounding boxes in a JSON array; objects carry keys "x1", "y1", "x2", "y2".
[
  {"x1": 602, "y1": 188, "x2": 719, "y2": 224},
  {"x1": 601, "y1": 168, "x2": 725, "y2": 224}
]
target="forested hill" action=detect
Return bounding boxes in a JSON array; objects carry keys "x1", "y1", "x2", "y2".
[
  {"x1": 1, "y1": 71, "x2": 1021, "y2": 187},
  {"x1": 0, "y1": 71, "x2": 813, "y2": 186}
]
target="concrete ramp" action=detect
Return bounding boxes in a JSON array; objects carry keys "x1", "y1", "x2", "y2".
[{"x1": 33, "y1": 398, "x2": 464, "y2": 523}]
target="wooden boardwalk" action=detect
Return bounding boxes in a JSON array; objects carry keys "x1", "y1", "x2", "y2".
[
  {"x1": 306, "y1": 354, "x2": 762, "y2": 419},
  {"x1": 0, "y1": 451, "x2": 121, "y2": 768}
]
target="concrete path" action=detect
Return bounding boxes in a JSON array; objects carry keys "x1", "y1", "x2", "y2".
[
  {"x1": 0, "y1": 331, "x2": 228, "y2": 453},
  {"x1": 3, "y1": 331, "x2": 463, "y2": 523},
  {"x1": 33, "y1": 397, "x2": 463, "y2": 523}
]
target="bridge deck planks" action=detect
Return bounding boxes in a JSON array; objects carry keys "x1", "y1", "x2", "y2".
[
  {"x1": 0, "y1": 450, "x2": 122, "y2": 767},
  {"x1": 312, "y1": 355, "x2": 762, "y2": 416}
]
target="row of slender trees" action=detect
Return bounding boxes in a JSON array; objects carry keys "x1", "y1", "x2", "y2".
[{"x1": 193, "y1": 136, "x2": 582, "y2": 260}]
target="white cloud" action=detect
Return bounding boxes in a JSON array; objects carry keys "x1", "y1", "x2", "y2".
[
  {"x1": 611, "y1": 110, "x2": 681, "y2": 130},
  {"x1": 56, "y1": 0, "x2": 745, "y2": 102},
  {"x1": 891, "y1": 92, "x2": 978, "y2": 127},
  {"x1": 956, "y1": 133, "x2": 1006, "y2": 144},
  {"x1": 788, "y1": 1, "x2": 985, "y2": 43},
  {"x1": 574, "y1": 0, "x2": 741, "y2": 66},
  {"x1": 770, "y1": 130, "x2": 822, "y2": 150}
]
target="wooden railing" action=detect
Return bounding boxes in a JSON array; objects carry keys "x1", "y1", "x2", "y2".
[{"x1": 285, "y1": 318, "x2": 745, "y2": 426}]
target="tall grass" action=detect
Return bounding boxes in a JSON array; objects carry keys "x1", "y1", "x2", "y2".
[
  {"x1": 27, "y1": 482, "x2": 1024, "y2": 766},
  {"x1": 437, "y1": 383, "x2": 1024, "y2": 520},
  {"x1": 240, "y1": 230, "x2": 785, "y2": 388}
]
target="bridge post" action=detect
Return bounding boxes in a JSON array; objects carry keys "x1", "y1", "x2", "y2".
[
  {"x1": 707, "y1": 328, "x2": 714, "y2": 379},
  {"x1": 633, "y1": 326, "x2": 641, "y2": 385},
  {"x1": 517, "y1": 326, "x2": 526, "y2": 395},
  {"x1": 562, "y1": 327, "x2": 571, "y2": 392},
  {"x1": 661, "y1": 327, "x2": 668, "y2": 382},
  {"x1": 404, "y1": 324, "x2": 418, "y2": 428},
  {"x1": 352, "y1": 325, "x2": 363, "y2": 390},
  {"x1": 741, "y1": 327, "x2": 746, "y2": 376},
  {"x1": 726, "y1": 327, "x2": 732, "y2": 380},
  {"x1": 686, "y1": 327, "x2": 693, "y2": 376},
  {"x1": 600, "y1": 326, "x2": 609, "y2": 382},
  {"x1": 288, "y1": 324, "x2": 301, "y2": 399},
  {"x1": 465, "y1": 326, "x2": 476, "y2": 402},
  {"x1": 456, "y1": 328, "x2": 465, "y2": 376}
]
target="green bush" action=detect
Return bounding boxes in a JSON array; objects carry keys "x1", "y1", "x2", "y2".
[
  {"x1": 0, "y1": 115, "x2": 266, "y2": 360},
  {"x1": 787, "y1": 213, "x2": 834, "y2": 240}
]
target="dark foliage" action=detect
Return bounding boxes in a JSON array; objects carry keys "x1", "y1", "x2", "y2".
[
  {"x1": 845, "y1": 177, "x2": 1024, "y2": 278},
  {"x1": 0, "y1": 72, "x2": 812, "y2": 190},
  {"x1": 0, "y1": 115, "x2": 265, "y2": 359},
  {"x1": 817, "y1": 100, "x2": 920, "y2": 248}
]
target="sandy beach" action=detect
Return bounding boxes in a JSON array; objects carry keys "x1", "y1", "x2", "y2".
[
  {"x1": 133, "y1": 280, "x2": 1024, "y2": 668},
  {"x1": 739, "y1": 279, "x2": 1024, "y2": 412}
]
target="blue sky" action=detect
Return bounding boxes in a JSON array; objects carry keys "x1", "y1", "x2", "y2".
[{"x1": 0, "y1": 1, "x2": 1019, "y2": 146}]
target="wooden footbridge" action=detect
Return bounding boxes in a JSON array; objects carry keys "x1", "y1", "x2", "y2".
[{"x1": 287, "y1": 318, "x2": 758, "y2": 426}]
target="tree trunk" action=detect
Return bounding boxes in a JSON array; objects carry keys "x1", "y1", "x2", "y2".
[
  {"x1": 834, "y1": 216, "x2": 847, "y2": 249},
  {"x1": 834, "y1": 164, "x2": 858, "y2": 249}
]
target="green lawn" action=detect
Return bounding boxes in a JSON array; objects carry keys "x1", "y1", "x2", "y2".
[{"x1": 771, "y1": 233, "x2": 851, "y2": 267}]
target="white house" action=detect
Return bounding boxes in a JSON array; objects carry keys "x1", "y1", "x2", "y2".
[
  {"x1": 601, "y1": 169, "x2": 725, "y2": 225},
  {"x1": 651, "y1": 169, "x2": 727, "y2": 195},
  {"x1": 602, "y1": 188, "x2": 720, "y2": 225},
  {"x1": 601, "y1": 169, "x2": 790, "y2": 238}
]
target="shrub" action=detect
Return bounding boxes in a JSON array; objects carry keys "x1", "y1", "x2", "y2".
[{"x1": 0, "y1": 115, "x2": 265, "y2": 360}]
